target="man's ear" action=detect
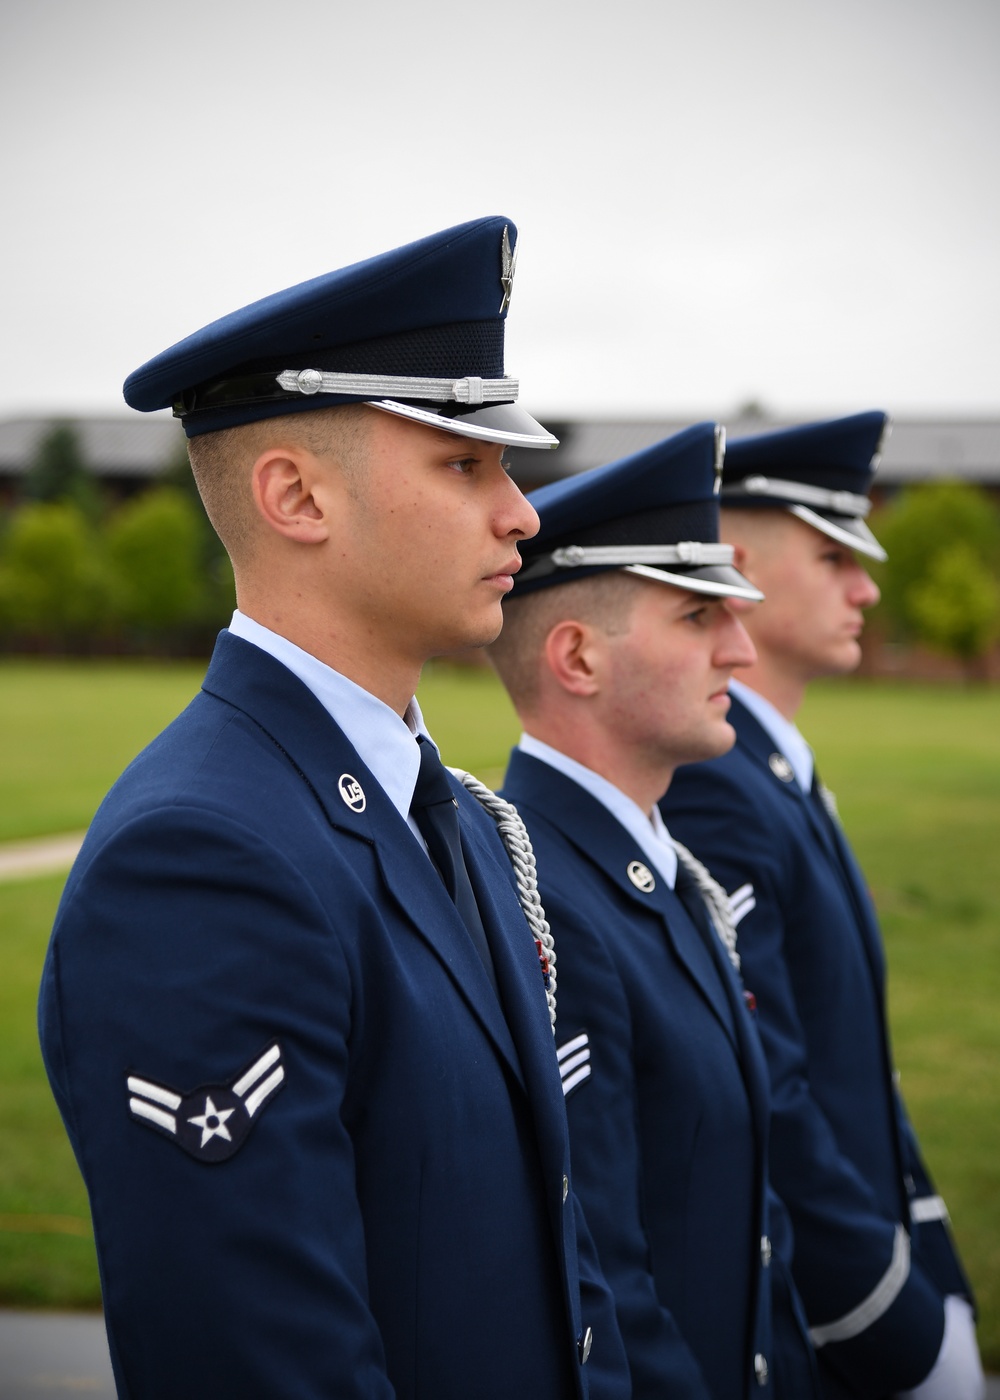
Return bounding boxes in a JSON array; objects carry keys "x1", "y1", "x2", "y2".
[
  {"x1": 729, "y1": 539, "x2": 749, "y2": 570},
  {"x1": 543, "y1": 619, "x2": 603, "y2": 698},
  {"x1": 252, "y1": 447, "x2": 330, "y2": 544}
]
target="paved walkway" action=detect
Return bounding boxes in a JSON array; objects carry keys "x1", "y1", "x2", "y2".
[
  {"x1": 0, "y1": 1312, "x2": 114, "y2": 1399},
  {"x1": 0, "y1": 834, "x2": 85, "y2": 884},
  {"x1": 0, "y1": 1309, "x2": 998, "y2": 1398}
]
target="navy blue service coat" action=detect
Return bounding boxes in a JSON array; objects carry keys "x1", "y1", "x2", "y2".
[
  {"x1": 39, "y1": 633, "x2": 628, "y2": 1400},
  {"x1": 662, "y1": 694, "x2": 973, "y2": 1398},
  {"x1": 502, "y1": 749, "x2": 819, "y2": 1400}
]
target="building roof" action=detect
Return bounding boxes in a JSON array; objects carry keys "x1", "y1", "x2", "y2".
[
  {"x1": 0, "y1": 414, "x2": 185, "y2": 479},
  {"x1": 508, "y1": 415, "x2": 1000, "y2": 486},
  {"x1": 2, "y1": 412, "x2": 999, "y2": 489}
]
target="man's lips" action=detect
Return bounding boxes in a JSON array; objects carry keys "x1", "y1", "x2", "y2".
[{"x1": 484, "y1": 557, "x2": 522, "y2": 584}]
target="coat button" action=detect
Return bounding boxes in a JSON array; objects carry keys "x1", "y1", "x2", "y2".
[
  {"x1": 754, "y1": 1353, "x2": 769, "y2": 1386},
  {"x1": 578, "y1": 1327, "x2": 593, "y2": 1364},
  {"x1": 760, "y1": 1234, "x2": 771, "y2": 1266},
  {"x1": 562, "y1": 1174, "x2": 569, "y2": 1203},
  {"x1": 768, "y1": 753, "x2": 794, "y2": 782}
]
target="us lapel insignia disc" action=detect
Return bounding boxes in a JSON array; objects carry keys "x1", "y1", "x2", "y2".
[
  {"x1": 126, "y1": 1042, "x2": 285, "y2": 1163},
  {"x1": 499, "y1": 225, "x2": 517, "y2": 314},
  {"x1": 338, "y1": 773, "x2": 366, "y2": 812},
  {"x1": 627, "y1": 860, "x2": 655, "y2": 892},
  {"x1": 768, "y1": 753, "x2": 795, "y2": 783}
]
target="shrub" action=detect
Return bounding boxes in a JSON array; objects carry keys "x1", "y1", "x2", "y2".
[
  {"x1": 0, "y1": 504, "x2": 114, "y2": 646},
  {"x1": 105, "y1": 488, "x2": 212, "y2": 636},
  {"x1": 871, "y1": 481, "x2": 1000, "y2": 667}
]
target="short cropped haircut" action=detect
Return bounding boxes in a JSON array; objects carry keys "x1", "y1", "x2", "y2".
[
  {"x1": 186, "y1": 403, "x2": 371, "y2": 566},
  {"x1": 488, "y1": 571, "x2": 644, "y2": 712},
  {"x1": 719, "y1": 505, "x2": 795, "y2": 549}
]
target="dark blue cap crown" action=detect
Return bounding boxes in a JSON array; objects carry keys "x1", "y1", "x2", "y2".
[
  {"x1": 722, "y1": 412, "x2": 888, "y2": 560},
  {"x1": 123, "y1": 216, "x2": 556, "y2": 448},
  {"x1": 513, "y1": 422, "x2": 761, "y2": 601}
]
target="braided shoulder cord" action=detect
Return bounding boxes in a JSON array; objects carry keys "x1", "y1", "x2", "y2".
[
  {"x1": 670, "y1": 838, "x2": 741, "y2": 974},
  {"x1": 449, "y1": 768, "x2": 558, "y2": 1033}
]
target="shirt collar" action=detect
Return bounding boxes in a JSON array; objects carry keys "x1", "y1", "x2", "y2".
[
  {"x1": 518, "y1": 733, "x2": 678, "y2": 889},
  {"x1": 728, "y1": 678, "x2": 813, "y2": 791},
  {"x1": 227, "y1": 611, "x2": 429, "y2": 823}
]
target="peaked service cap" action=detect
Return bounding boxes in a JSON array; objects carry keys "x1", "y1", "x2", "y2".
[
  {"x1": 123, "y1": 216, "x2": 557, "y2": 448},
  {"x1": 512, "y1": 422, "x2": 762, "y2": 601},
  {"x1": 721, "y1": 411, "x2": 889, "y2": 561}
]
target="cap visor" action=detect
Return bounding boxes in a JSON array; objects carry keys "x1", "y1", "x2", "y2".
[
  {"x1": 624, "y1": 562, "x2": 764, "y2": 602},
  {"x1": 369, "y1": 399, "x2": 558, "y2": 449},
  {"x1": 789, "y1": 505, "x2": 886, "y2": 562}
]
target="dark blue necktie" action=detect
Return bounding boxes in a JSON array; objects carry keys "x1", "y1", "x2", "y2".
[{"x1": 411, "y1": 737, "x2": 499, "y2": 998}]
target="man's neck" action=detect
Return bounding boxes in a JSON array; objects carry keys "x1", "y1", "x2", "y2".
[
  {"x1": 236, "y1": 598, "x2": 421, "y2": 718},
  {"x1": 522, "y1": 714, "x2": 672, "y2": 815},
  {"x1": 733, "y1": 659, "x2": 806, "y2": 722}
]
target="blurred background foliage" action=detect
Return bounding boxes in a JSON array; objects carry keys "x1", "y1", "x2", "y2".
[
  {"x1": 0, "y1": 423, "x2": 234, "y2": 655},
  {"x1": 869, "y1": 480, "x2": 1000, "y2": 674},
  {"x1": 3, "y1": 423, "x2": 1000, "y2": 675}
]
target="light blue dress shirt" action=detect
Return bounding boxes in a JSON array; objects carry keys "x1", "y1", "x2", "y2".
[{"x1": 227, "y1": 611, "x2": 430, "y2": 844}]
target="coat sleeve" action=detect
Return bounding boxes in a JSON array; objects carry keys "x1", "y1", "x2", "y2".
[
  {"x1": 539, "y1": 880, "x2": 712, "y2": 1400},
  {"x1": 663, "y1": 764, "x2": 948, "y2": 1398},
  {"x1": 39, "y1": 805, "x2": 396, "y2": 1400}
]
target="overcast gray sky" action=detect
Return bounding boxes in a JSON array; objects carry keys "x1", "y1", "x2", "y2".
[{"x1": 1, "y1": 0, "x2": 997, "y2": 425}]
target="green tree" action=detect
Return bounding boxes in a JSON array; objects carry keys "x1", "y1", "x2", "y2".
[
  {"x1": 20, "y1": 422, "x2": 102, "y2": 520},
  {"x1": 106, "y1": 487, "x2": 216, "y2": 641},
  {"x1": 908, "y1": 543, "x2": 1000, "y2": 663},
  {"x1": 871, "y1": 480, "x2": 1000, "y2": 671},
  {"x1": 0, "y1": 503, "x2": 114, "y2": 646}
]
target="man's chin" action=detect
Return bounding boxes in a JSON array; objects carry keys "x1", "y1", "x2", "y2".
[
  {"x1": 673, "y1": 722, "x2": 737, "y2": 773},
  {"x1": 428, "y1": 616, "x2": 504, "y2": 661}
]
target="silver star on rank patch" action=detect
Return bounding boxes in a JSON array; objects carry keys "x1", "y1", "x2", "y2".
[
  {"x1": 499, "y1": 225, "x2": 517, "y2": 314},
  {"x1": 188, "y1": 1095, "x2": 235, "y2": 1149}
]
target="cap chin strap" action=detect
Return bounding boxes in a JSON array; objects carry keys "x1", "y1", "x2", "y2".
[
  {"x1": 723, "y1": 475, "x2": 873, "y2": 518},
  {"x1": 517, "y1": 542, "x2": 764, "y2": 600},
  {"x1": 276, "y1": 368, "x2": 520, "y2": 405},
  {"x1": 551, "y1": 543, "x2": 735, "y2": 568}
]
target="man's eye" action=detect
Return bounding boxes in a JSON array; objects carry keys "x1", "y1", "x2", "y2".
[{"x1": 447, "y1": 458, "x2": 476, "y2": 475}]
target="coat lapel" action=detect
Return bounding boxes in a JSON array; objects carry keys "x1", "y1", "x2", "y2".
[
  {"x1": 201, "y1": 633, "x2": 525, "y2": 1086},
  {"x1": 730, "y1": 696, "x2": 887, "y2": 991},
  {"x1": 504, "y1": 751, "x2": 741, "y2": 1052}
]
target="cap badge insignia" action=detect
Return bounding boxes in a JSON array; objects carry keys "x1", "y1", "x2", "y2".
[
  {"x1": 499, "y1": 225, "x2": 517, "y2": 314},
  {"x1": 627, "y1": 860, "x2": 656, "y2": 893},
  {"x1": 126, "y1": 1043, "x2": 285, "y2": 1163},
  {"x1": 338, "y1": 773, "x2": 367, "y2": 812},
  {"x1": 713, "y1": 425, "x2": 726, "y2": 495},
  {"x1": 768, "y1": 753, "x2": 795, "y2": 783}
]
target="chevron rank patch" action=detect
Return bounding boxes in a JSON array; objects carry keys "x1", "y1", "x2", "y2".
[
  {"x1": 728, "y1": 882, "x2": 757, "y2": 928},
  {"x1": 557, "y1": 1031, "x2": 591, "y2": 1098},
  {"x1": 126, "y1": 1042, "x2": 285, "y2": 1163}
]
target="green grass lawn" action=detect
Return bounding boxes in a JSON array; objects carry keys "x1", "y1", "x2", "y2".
[
  {"x1": 0, "y1": 659, "x2": 206, "y2": 842},
  {"x1": 1, "y1": 662, "x2": 997, "y2": 1366}
]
